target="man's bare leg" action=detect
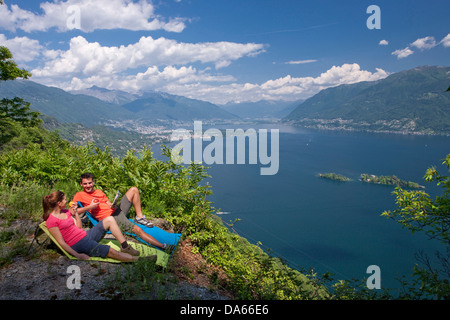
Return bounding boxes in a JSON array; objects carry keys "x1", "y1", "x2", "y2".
[
  {"x1": 125, "y1": 187, "x2": 154, "y2": 227},
  {"x1": 132, "y1": 225, "x2": 164, "y2": 248},
  {"x1": 124, "y1": 187, "x2": 144, "y2": 218}
]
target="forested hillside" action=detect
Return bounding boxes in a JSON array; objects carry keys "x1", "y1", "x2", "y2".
[{"x1": 284, "y1": 66, "x2": 450, "y2": 135}]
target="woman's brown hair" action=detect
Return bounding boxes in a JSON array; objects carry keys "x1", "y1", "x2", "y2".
[{"x1": 42, "y1": 190, "x2": 65, "y2": 221}]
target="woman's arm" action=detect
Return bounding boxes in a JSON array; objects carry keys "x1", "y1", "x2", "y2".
[
  {"x1": 47, "y1": 227, "x2": 90, "y2": 260},
  {"x1": 70, "y1": 204, "x2": 83, "y2": 229},
  {"x1": 72, "y1": 212, "x2": 83, "y2": 229}
]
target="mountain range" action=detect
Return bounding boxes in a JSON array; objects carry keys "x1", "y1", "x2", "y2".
[
  {"x1": 283, "y1": 66, "x2": 450, "y2": 135},
  {"x1": 0, "y1": 80, "x2": 238, "y2": 126},
  {"x1": 71, "y1": 86, "x2": 137, "y2": 105},
  {"x1": 0, "y1": 65, "x2": 449, "y2": 135},
  {"x1": 72, "y1": 86, "x2": 240, "y2": 122},
  {"x1": 120, "y1": 92, "x2": 237, "y2": 122},
  {"x1": 73, "y1": 86, "x2": 297, "y2": 120}
]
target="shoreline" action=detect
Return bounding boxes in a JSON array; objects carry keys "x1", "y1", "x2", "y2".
[{"x1": 282, "y1": 119, "x2": 450, "y2": 137}]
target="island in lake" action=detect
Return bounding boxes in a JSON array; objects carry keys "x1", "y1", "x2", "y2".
[
  {"x1": 360, "y1": 174, "x2": 425, "y2": 189},
  {"x1": 318, "y1": 172, "x2": 425, "y2": 189},
  {"x1": 318, "y1": 173, "x2": 351, "y2": 181}
]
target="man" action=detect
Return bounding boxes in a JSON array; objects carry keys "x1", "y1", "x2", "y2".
[{"x1": 72, "y1": 172, "x2": 172, "y2": 251}]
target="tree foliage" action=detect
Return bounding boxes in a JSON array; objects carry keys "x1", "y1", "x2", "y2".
[
  {"x1": 0, "y1": 97, "x2": 40, "y2": 126},
  {"x1": 0, "y1": 45, "x2": 40, "y2": 150},
  {"x1": 382, "y1": 154, "x2": 450, "y2": 299},
  {"x1": 0, "y1": 46, "x2": 31, "y2": 81}
]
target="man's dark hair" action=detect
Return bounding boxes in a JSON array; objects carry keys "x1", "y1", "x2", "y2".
[{"x1": 80, "y1": 172, "x2": 95, "y2": 182}]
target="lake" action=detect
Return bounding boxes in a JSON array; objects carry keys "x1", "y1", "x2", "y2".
[{"x1": 154, "y1": 123, "x2": 449, "y2": 291}]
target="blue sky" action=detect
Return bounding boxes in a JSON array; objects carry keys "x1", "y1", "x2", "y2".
[{"x1": 0, "y1": 0, "x2": 449, "y2": 104}]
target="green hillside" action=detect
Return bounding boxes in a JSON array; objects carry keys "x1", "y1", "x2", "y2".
[
  {"x1": 284, "y1": 66, "x2": 450, "y2": 135},
  {"x1": 220, "y1": 99, "x2": 300, "y2": 119},
  {"x1": 0, "y1": 80, "x2": 131, "y2": 126},
  {"x1": 41, "y1": 115, "x2": 169, "y2": 158}
]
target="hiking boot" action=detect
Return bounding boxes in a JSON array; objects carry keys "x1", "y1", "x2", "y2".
[
  {"x1": 135, "y1": 217, "x2": 154, "y2": 228},
  {"x1": 139, "y1": 255, "x2": 157, "y2": 262},
  {"x1": 163, "y1": 244, "x2": 175, "y2": 253},
  {"x1": 121, "y1": 245, "x2": 140, "y2": 256}
]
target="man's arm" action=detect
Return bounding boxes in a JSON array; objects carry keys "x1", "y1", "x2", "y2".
[
  {"x1": 72, "y1": 196, "x2": 99, "y2": 214},
  {"x1": 75, "y1": 204, "x2": 97, "y2": 215},
  {"x1": 100, "y1": 190, "x2": 114, "y2": 208}
]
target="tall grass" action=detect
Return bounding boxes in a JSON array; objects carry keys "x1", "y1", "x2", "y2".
[
  {"x1": 0, "y1": 180, "x2": 79, "y2": 266},
  {"x1": 0, "y1": 180, "x2": 78, "y2": 222}
]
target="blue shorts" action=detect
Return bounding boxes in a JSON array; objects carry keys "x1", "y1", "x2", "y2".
[{"x1": 71, "y1": 221, "x2": 110, "y2": 258}]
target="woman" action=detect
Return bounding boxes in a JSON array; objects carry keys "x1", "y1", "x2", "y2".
[{"x1": 43, "y1": 190, "x2": 148, "y2": 262}]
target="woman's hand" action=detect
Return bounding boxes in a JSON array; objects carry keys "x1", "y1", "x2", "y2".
[
  {"x1": 75, "y1": 253, "x2": 90, "y2": 260},
  {"x1": 69, "y1": 202, "x2": 77, "y2": 216}
]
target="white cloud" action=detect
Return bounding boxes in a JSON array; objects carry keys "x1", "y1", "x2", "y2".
[
  {"x1": 0, "y1": 34, "x2": 43, "y2": 62},
  {"x1": 130, "y1": 65, "x2": 236, "y2": 90},
  {"x1": 391, "y1": 34, "x2": 450, "y2": 59},
  {"x1": 34, "y1": 61, "x2": 388, "y2": 105},
  {"x1": 260, "y1": 64, "x2": 387, "y2": 93},
  {"x1": 410, "y1": 36, "x2": 437, "y2": 50},
  {"x1": 31, "y1": 35, "x2": 265, "y2": 79},
  {"x1": 0, "y1": 0, "x2": 187, "y2": 33},
  {"x1": 27, "y1": 34, "x2": 263, "y2": 97},
  {"x1": 392, "y1": 47, "x2": 414, "y2": 59},
  {"x1": 40, "y1": 64, "x2": 236, "y2": 93},
  {"x1": 285, "y1": 60, "x2": 317, "y2": 65},
  {"x1": 155, "y1": 63, "x2": 389, "y2": 104},
  {"x1": 378, "y1": 40, "x2": 389, "y2": 46},
  {"x1": 440, "y1": 33, "x2": 450, "y2": 47},
  {"x1": 314, "y1": 64, "x2": 388, "y2": 85}
]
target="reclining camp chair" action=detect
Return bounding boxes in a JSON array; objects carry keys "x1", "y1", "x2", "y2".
[
  {"x1": 37, "y1": 221, "x2": 170, "y2": 267},
  {"x1": 78, "y1": 202, "x2": 181, "y2": 257}
]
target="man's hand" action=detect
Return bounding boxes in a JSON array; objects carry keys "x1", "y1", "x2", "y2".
[
  {"x1": 90, "y1": 198, "x2": 100, "y2": 209},
  {"x1": 106, "y1": 201, "x2": 117, "y2": 210}
]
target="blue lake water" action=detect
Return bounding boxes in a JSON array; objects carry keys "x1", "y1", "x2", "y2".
[{"x1": 154, "y1": 123, "x2": 449, "y2": 291}]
